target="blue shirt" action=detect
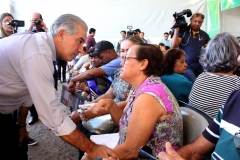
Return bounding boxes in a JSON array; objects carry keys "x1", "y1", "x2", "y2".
[
  {"x1": 178, "y1": 26, "x2": 210, "y2": 72},
  {"x1": 160, "y1": 39, "x2": 171, "y2": 47},
  {"x1": 101, "y1": 56, "x2": 122, "y2": 81}
]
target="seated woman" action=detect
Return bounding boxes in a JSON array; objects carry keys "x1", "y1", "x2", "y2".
[
  {"x1": 189, "y1": 32, "x2": 240, "y2": 119},
  {"x1": 81, "y1": 36, "x2": 143, "y2": 120},
  {"x1": 82, "y1": 44, "x2": 183, "y2": 159},
  {"x1": 161, "y1": 49, "x2": 193, "y2": 103}
]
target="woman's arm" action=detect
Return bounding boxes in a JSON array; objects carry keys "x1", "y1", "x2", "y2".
[
  {"x1": 82, "y1": 99, "x2": 126, "y2": 122},
  {"x1": 113, "y1": 93, "x2": 166, "y2": 159},
  {"x1": 92, "y1": 87, "x2": 115, "y2": 103}
]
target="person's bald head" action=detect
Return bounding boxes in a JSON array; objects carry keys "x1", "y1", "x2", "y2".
[{"x1": 31, "y1": 12, "x2": 42, "y2": 21}]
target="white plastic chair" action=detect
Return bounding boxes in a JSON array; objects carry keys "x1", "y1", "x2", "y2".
[{"x1": 180, "y1": 106, "x2": 212, "y2": 145}]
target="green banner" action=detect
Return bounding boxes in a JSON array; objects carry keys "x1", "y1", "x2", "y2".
[
  {"x1": 206, "y1": 0, "x2": 220, "y2": 38},
  {"x1": 221, "y1": 0, "x2": 240, "y2": 11}
]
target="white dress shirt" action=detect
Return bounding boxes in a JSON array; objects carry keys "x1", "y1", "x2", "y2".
[{"x1": 0, "y1": 32, "x2": 76, "y2": 136}]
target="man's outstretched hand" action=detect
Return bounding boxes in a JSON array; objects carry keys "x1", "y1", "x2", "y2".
[{"x1": 158, "y1": 142, "x2": 184, "y2": 160}]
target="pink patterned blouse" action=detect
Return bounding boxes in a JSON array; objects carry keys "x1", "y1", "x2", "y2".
[{"x1": 118, "y1": 76, "x2": 183, "y2": 156}]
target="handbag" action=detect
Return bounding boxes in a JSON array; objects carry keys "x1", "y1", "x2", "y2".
[{"x1": 82, "y1": 114, "x2": 118, "y2": 134}]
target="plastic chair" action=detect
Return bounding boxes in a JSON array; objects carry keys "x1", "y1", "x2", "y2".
[
  {"x1": 86, "y1": 77, "x2": 112, "y2": 100},
  {"x1": 180, "y1": 105, "x2": 212, "y2": 145}
]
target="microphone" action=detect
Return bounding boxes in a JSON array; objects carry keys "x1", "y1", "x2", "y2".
[{"x1": 138, "y1": 148, "x2": 157, "y2": 160}]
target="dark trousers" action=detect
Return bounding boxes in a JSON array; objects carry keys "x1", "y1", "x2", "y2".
[
  {"x1": 29, "y1": 62, "x2": 58, "y2": 118},
  {"x1": 56, "y1": 59, "x2": 67, "y2": 81},
  {"x1": 0, "y1": 113, "x2": 28, "y2": 160}
]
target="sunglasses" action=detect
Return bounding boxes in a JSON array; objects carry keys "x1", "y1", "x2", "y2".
[
  {"x1": 234, "y1": 131, "x2": 240, "y2": 154},
  {"x1": 193, "y1": 13, "x2": 205, "y2": 19}
]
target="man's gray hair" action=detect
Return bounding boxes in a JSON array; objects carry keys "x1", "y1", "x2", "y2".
[
  {"x1": 200, "y1": 32, "x2": 240, "y2": 73},
  {"x1": 50, "y1": 14, "x2": 88, "y2": 36}
]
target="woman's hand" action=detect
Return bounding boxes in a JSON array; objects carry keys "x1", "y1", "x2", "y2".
[
  {"x1": 81, "y1": 105, "x2": 98, "y2": 121},
  {"x1": 82, "y1": 99, "x2": 114, "y2": 121}
]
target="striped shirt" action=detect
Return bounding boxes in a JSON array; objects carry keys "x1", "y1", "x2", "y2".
[
  {"x1": 189, "y1": 72, "x2": 240, "y2": 118},
  {"x1": 202, "y1": 89, "x2": 240, "y2": 159}
]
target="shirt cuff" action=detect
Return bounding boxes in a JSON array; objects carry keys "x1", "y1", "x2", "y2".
[{"x1": 52, "y1": 115, "x2": 76, "y2": 136}]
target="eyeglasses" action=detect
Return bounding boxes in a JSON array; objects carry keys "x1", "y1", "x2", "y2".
[
  {"x1": 234, "y1": 131, "x2": 240, "y2": 154},
  {"x1": 193, "y1": 13, "x2": 205, "y2": 19},
  {"x1": 122, "y1": 56, "x2": 138, "y2": 63}
]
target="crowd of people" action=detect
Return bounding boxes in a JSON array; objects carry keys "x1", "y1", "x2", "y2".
[{"x1": 1, "y1": 10, "x2": 240, "y2": 160}]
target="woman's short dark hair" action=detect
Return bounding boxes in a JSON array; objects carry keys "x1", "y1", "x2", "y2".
[
  {"x1": 0, "y1": 12, "x2": 14, "y2": 38},
  {"x1": 200, "y1": 32, "x2": 240, "y2": 73},
  {"x1": 134, "y1": 44, "x2": 163, "y2": 76},
  {"x1": 162, "y1": 49, "x2": 185, "y2": 74},
  {"x1": 159, "y1": 43, "x2": 165, "y2": 47}
]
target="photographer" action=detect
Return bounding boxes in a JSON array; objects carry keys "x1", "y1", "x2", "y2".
[
  {"x1": 27, "y1": 12, "x2": 48, "y2": 32},
  {"x1": 171, "y1": 12, "x2": 210, "y2": 82},
  {"x1": 0, "y1": 12, "x2": 14, "y2": 38}
]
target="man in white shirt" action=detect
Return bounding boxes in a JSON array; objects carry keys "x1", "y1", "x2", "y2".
[{"x1": 0, "y1": 14, "x2": 118, "y2": 160}]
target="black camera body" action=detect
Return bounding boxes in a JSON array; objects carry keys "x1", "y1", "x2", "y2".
[
  {"x1": 7, "y1": 20, "x2": 25, "y2": 28},
  {"x1": 127, "y1": 30, "x2": 136, "y2": 36},
  {"x1": 169, "y1": 9, "x2": 192, "y2": 38},
  {"x1": 35, "y1": 18, "x2": 41, "y2": 26}
]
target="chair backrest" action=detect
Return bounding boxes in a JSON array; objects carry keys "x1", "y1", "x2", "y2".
[
  {"x1": 86, "y1": 76, "x2": 112, "y2": 98},
  {"x1": 180, "y1": 106, "x2": 213, "y2": 145}
]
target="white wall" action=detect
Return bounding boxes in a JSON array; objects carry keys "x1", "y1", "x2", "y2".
[
  {"x1": 6, "y1": 0, "x2": 206, "y2": 45},
  {"x1": 220, "y1": 6, "x2": 240, "y2": 37}
]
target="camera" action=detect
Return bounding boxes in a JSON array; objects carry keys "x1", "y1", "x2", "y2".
[
  {"x1": 126, "y1": 25, "x2": 137, "y2": 36},
  {"x1": 169, "y1": 9, "x2": 192, "y2": 38},
  {"x1": 35, "y1": 18, "x2": 41, "y2": 26},
  {"x1": 127, "y1": 30, "x2": 136, "y2": 36},
  {"x1": 7, "y1": 20, "x2": 25, "y2": 28}
]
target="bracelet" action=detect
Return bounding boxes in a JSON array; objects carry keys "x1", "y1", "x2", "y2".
[{"x1": 85, "y1": 141, "x2": 94, "y2": 153}]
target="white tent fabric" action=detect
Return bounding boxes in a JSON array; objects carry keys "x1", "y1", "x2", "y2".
[{"x1": 7, "y1": 0, "x2": 206, "y2": 44}]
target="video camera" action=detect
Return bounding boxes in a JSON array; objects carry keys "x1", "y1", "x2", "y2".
[
  {"x1": 7, "y1": 20, "x2": 25, "y2": 33},
  {"x1": 126, "y1": 25, "x2": 136, "y2": 36},
  {"x1": 169, "y1": 9, "x2": 192, "y2": 38}
]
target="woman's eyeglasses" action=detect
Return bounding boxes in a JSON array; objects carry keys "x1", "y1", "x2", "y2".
[
  {"x1": 193, "y1": 13, "x2": 205, "y2": 19},
  {"x1": 122, "y1": 56, "x2": 138, "y2": 63},
  {"x1": 234, "y1": 131, "x2": 240, "y2": 154}
]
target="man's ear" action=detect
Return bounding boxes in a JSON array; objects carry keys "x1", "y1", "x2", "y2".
[{"x1": 57, "y1": 29, "x2": 65, "y2": 43}]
